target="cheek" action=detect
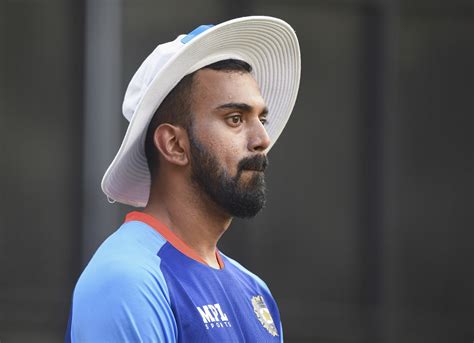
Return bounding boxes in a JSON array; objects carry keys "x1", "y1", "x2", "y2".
[
  {"x1": 202, "y1": 133, "x2": 244, "y2": 174},
  {"x1": 212, "y1": 139, "x2": 242, "y2": 175},
  {"x1": 193, "y1": 118, "x2": 247, "y2": 173},
  {"x1": 223, "y1": 145, "x2": 242, "y2": 175}
]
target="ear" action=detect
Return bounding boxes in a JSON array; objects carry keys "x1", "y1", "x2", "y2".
[{"x1": 153, "y1": 124, "x2": 190, "y2": 167}]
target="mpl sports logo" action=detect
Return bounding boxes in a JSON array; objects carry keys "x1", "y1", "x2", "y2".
[{"x1": 196, "y1": 303, "x2": 232, "y2": 330}]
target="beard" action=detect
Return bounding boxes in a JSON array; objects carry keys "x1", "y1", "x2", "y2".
[{"x1": 188, "y1": 128, "x2": 268, "y2": 218}]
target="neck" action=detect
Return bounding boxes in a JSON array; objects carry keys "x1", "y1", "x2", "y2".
[{"x1": 143, "y1": 174, "x2": 232, "y2": 269}]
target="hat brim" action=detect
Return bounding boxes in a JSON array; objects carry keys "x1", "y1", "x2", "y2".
[{"x1": 102, "y1": 16, "x2": 301, "y2": 207}]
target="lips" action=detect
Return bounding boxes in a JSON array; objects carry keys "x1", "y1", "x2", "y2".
[{"x1": 239, "y1": 155, "x2": 268, "y2": 173}]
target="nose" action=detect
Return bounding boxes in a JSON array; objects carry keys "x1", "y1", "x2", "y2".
[{"x1": 247, "y1": 118, "x2": 271, "y2": 153}]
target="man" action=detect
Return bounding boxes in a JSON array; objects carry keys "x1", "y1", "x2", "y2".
[{"x1": 66, "y1": 16, "x2": 300, "y2": 342}]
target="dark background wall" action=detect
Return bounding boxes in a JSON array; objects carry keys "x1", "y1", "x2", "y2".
[{"x1": 0, "y1": 0, "x2": 472, "y2": 342}]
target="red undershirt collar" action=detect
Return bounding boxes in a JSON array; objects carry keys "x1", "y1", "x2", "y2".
[{"x1": 124, "y1": 211, "x2": 224, "y2": 269}]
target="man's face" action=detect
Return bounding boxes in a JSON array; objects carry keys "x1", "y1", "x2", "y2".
[{"x1": 187, "y1": 68, "x2": 271, "y2": 218}]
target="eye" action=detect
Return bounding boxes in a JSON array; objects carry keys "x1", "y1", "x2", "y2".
[
  {"x1": 260, "y1": 117, "x2": 268, "y2": 125},
  {"x1": 227, "y1": 114, "x2": 243, "y2": 126}
]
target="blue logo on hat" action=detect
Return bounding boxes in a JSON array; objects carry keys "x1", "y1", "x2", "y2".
[{"x1": 181, "y1": 24, "x2": 214, "y2": 44}]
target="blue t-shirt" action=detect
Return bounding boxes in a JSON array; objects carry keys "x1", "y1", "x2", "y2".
[{"x1": 66, "y1": 211, "x2": 283, "y2": 342}]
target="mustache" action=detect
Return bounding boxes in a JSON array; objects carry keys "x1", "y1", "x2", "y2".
[{"x1": 238, "y1": 154, "x2": 269, "y2": 173}]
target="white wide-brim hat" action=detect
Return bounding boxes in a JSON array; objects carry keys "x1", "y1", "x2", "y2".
[{"x1": 102, "y1": 16, "x2": 301, "y2": 207}]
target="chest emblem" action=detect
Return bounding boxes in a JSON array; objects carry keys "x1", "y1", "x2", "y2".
[{"x1": 251, "y1": 295, "x2": 278, "y2": 337}]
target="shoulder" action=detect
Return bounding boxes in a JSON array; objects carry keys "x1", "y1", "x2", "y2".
[
  {"x1": 75, "y1": 220, "x2": 170, "y2": 300},
  {"x1": 74, "y1": 248, "x2": 171, "y2": 314},
  {"x1": 70, "y1": 222, "x2": 177, "y2": 341}
]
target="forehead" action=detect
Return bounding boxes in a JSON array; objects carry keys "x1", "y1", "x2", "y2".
[{"x1": 191, "y1": 69, "x2": 266, "y2": 111}]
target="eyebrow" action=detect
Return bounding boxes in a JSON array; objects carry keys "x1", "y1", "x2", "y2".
[{"x1": 214, "y1": 102, "x2": 268, "y2": 116}]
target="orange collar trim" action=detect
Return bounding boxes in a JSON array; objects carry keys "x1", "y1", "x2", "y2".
[{"x1": 125, "y1": 211, "x2": 224, "y2": 269}]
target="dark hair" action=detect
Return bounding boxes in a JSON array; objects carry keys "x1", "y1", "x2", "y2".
[{"x1": 144, "y1": 59, "x2": 252, "y2": 179}]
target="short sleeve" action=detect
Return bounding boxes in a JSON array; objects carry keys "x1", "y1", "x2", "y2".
[{"x1": 69, "y1": 260, "x2": 177, "y2": 342}]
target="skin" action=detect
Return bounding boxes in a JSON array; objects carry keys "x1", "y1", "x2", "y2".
[{"x1": 143, "y1": 69, "x2": 271, "y2": 268}]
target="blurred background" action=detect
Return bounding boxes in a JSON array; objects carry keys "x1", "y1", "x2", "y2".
[{"x1": 1, "y1": 0, "x2": 473, "y2": 342}]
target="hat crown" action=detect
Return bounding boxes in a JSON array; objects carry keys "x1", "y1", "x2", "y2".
[
  {"x1": 122, "y1": 24, "x2": 215, "y2": 122},
  {"x1": 122, "y1": 36, "x2": 184, "y2": 122}
]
